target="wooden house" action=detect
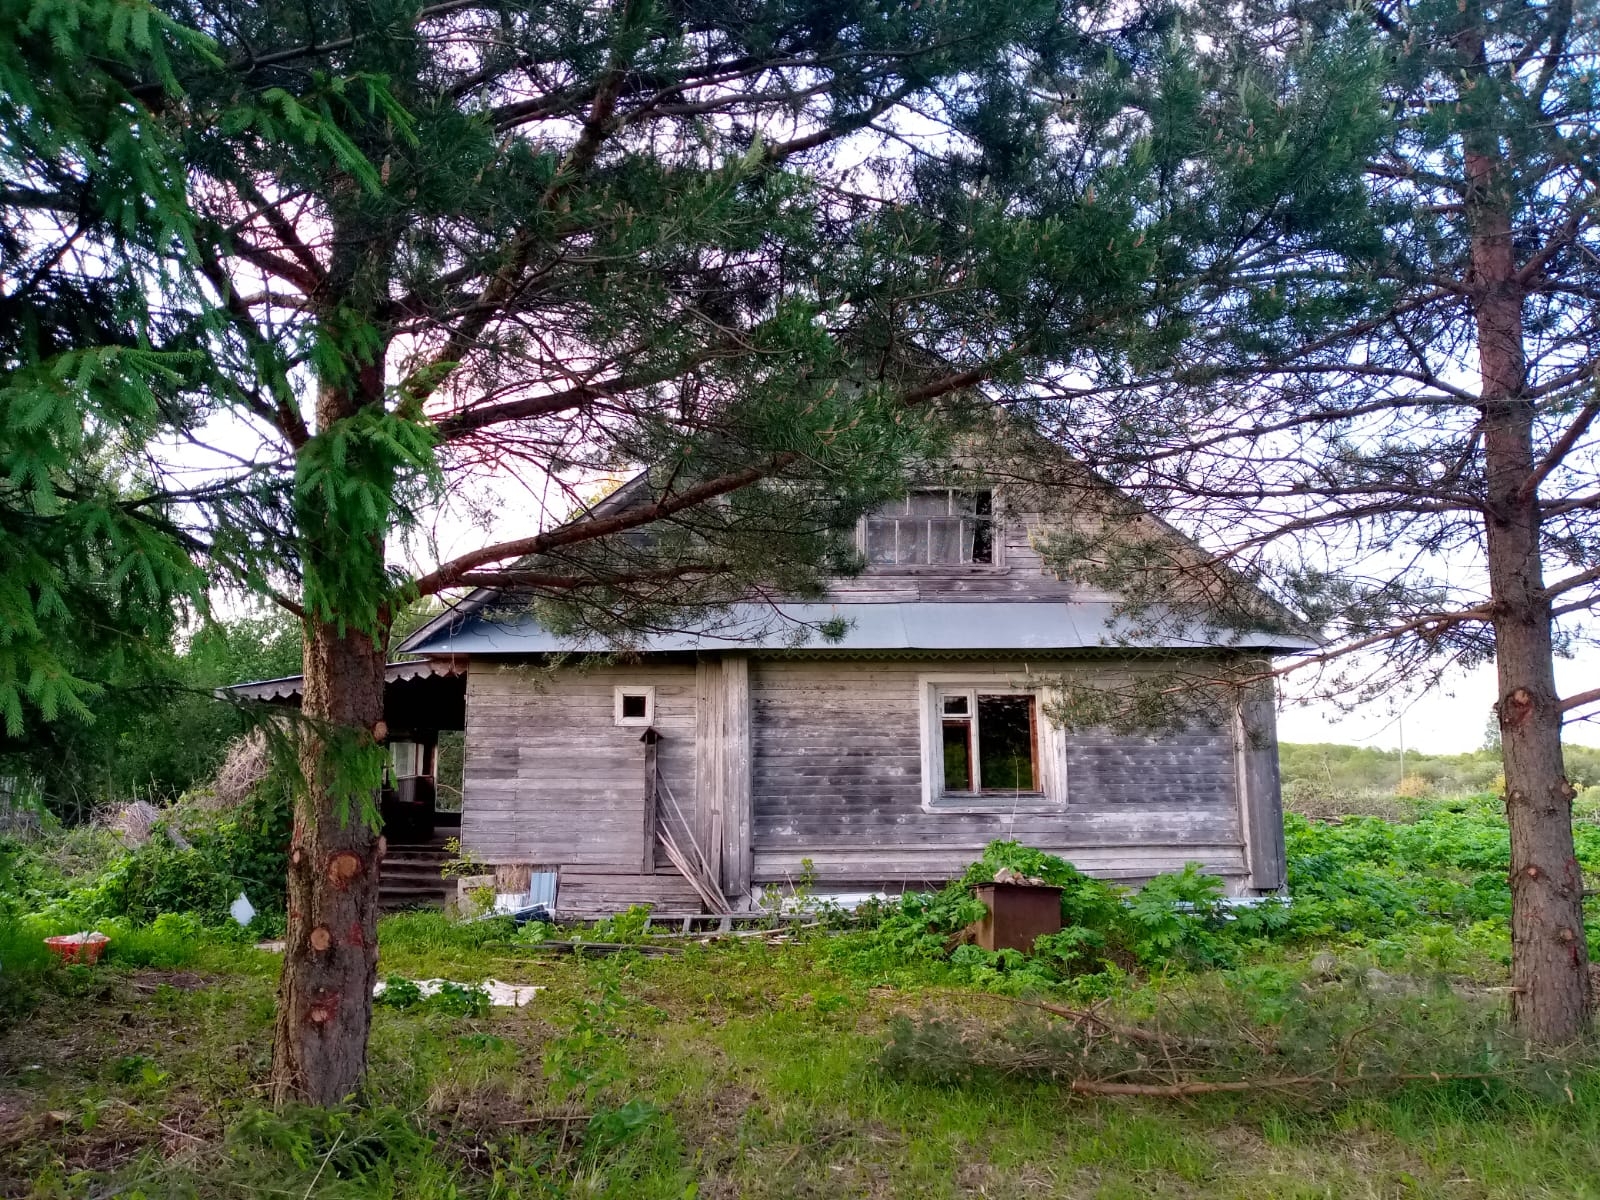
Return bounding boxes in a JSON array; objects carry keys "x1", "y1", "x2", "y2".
[{"x1": 377, "y1": 465, "x2": 1314, "y2": 918}]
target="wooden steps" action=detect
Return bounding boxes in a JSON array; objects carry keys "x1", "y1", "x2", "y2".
[{"x1": 380, "y1": 836, "x2": 452, "y2": 909}]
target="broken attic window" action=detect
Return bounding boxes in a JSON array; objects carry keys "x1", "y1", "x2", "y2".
[{"x1": 866, "y1": 489, "x2": 995, "y2": 566}]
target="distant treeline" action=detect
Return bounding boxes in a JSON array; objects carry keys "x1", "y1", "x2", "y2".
[{"x1": 1280, "y1": 741, "x2": 1600, "y2": 801}]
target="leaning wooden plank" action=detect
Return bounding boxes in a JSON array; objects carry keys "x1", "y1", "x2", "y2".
[{"x1": 657, "y1": 825, "x2": 729, "y2": 914}]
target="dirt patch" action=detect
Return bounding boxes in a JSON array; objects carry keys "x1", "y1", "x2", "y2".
[{"x1": 0, "y1": 1092, "x2": 37, "y2": 1146}]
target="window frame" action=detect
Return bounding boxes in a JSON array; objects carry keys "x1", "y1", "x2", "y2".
[
  {"x1": 613, "y1": 685, "x2": 656, "y2": 728},
  {"x1": 859, "y1": 487, "x2": 1003, "y2": 572},
  {"x1": 917, "y1": 674, "x2": 1066, "y2": 811}
]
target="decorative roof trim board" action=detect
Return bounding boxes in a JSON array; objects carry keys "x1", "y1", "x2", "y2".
[{"x1": 222, "y1": 657, "x2": 466, "y2": 703}]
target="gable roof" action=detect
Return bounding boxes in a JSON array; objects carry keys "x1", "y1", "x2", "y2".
[{"x1": 396, "y1": 427, "x2": 1319, "y2": 660}]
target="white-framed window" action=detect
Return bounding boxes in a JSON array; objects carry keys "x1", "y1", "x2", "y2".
[
  {"x1": 918, "y1": 676, "x2": 1065, "y2": 810},
  {"x1": 864, "y1": 488, "x2": 997, "y2": 568},
  {"x1": 613, "y1": 685, "x2": 656, "y2": 727},
  {"x1": 390, "y1": 740, "x2": 425, "y2": 779}
]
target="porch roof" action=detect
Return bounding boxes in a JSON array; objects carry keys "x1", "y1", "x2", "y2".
[
  {"x1": 223, "y1": 657, "x2": 467, "y2": 703},
  {"x1": 398, "y1": 601, "x2": 1318, "y2": 656}
]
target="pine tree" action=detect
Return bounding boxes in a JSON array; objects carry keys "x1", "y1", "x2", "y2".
[
  {"x1": 1010, "y1": 0, "x2": 1598, "y2": 1040},
  {"x1": 1, "y1": 0, "x2": 218, "y2": 761}
]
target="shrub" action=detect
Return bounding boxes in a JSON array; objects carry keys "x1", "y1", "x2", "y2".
[
  {"x1": 828, "y1": 842, "x2": 1255, "y2": 989},
  {"x1": 26, "y1": 780, "x2": 291, "y2": 930}
]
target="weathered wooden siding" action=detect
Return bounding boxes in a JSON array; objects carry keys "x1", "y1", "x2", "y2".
[
  {"x1": 459, "y1": 651, "x2": 1277, "y2": 904},
  {"x1": 749, "y1": 659, "x2": 1248, "y2": 887},
  {"x1": 460, "y1": 662, "x2": 697, "y2": 867}
]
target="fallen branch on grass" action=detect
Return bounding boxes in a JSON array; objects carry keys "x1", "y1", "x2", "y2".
[
  {"x1": 1000, "y1": 996, "x2": 1226, "y2": 1052},
  {"x1": 504, "y1": 940, "x2": 683, "y2": 957},
  {"x1": 1065, "y1": 1070, "x2": 1503, "y2": 1098}
]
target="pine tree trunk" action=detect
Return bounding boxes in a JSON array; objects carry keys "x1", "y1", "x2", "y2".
[
  {"x1": 269, "y1": 618, "x2": 388, "y2": 1106},
  {"x1": 1461, "y1": 17, "x2": 1592, "y2": 1040}
]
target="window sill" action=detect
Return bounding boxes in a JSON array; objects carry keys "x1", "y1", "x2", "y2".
[
  {"x1": 924, "y1": 794, "x2": 1061, "y2": 814},
  {"x1": 863, "y1": 566, "x2": 1006, "y2": 576}
]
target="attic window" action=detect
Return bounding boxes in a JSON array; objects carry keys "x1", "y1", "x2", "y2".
[
  {"x1": 866, "y1": 489, "x2": 994, "y2": 567},
  {"x1": 614, "y1": 686, "x2": 655, "y2": 727}
]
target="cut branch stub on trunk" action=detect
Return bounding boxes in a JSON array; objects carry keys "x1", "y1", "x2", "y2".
[{"x1": 269, "y1": 620, "x2": 388, "y2": 1108}]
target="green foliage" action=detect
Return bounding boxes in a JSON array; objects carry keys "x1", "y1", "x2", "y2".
[
  {"x1": 377, "y1": 976, "x2": 492, "y2": 1019},
  {"x1": 1281, "y1": 799, "x2": 1600, "y2": 961},
  {"x1": 11, "y1": 780, "x2": 291, "y2": 930},
  {"x1": 0, "y1": 609, "x2": 302, "y2": 821},
  {"x1": 545, "y1": 966, "x2": 628, "y2": 1105},
  {"x1": 836, "y1": 801, "x2": 1600, "y2": 994},
  {"x1": 0, "y1": 0, "x2": 227, "y2": 757},
  {"x1": 589, "y1": 903, "x2": 654, "y2": 943},
  {"x1": 429, "y1": 980, "x2": 489, "y2": 1019},
  {"x1": 833, "y1": 842, "x2": 1260, "y2": 990},
  {"x1": 374, "y1": 974, "x2": 422, "y2": 1010}
]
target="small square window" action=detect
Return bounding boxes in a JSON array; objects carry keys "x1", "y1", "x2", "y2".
[{"x1": 614, "y1": 686, "x2": 655, "y2": 727}]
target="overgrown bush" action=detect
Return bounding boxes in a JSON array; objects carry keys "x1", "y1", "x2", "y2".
[
  {"x1": 1280, "y1": 796, "x2": 1600, "y2": 959},
  {"x1": 834, "y1": 798, "x2": 1600, "y2": 993},
  {"x1": 829, "y1": 843, "x2": 1287, "y2": 991},
  {"x1": 11, "y1": 780, "x2": 291, "y2": 931}
]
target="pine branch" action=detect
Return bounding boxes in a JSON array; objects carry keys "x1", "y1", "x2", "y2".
[
  {"x1": 1518, "y1": 398, "x2": 1600, "y2": 504},
  {"x1": 453, "y1": 563, "x2": 731, "y2": 590},
  {"x1": 1557, "y1": 686, "x2": 1600, "y2": 715},
  {"x1": 411, "y1": 364, "x2": 992, "y2": 596}
]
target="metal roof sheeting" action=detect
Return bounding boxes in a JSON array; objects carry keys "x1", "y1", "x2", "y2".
[
  {"x1": 223, "y1": 657, "x2": 466, "y2": 702},
  {"x1": 400, "y1": 601, "x2": 1318, "y2": 656}
]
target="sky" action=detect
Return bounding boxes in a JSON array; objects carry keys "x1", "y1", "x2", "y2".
[{"x1": 1276, "y1": 652, "x2": 1600, "y2": 754}]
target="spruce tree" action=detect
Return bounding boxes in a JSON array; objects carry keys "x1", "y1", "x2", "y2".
[{"x1": 5, "y1": 0, "x2": 1196, "y2": 1103}]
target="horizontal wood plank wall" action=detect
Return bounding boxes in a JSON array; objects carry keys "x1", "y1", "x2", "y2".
[
  {"x1": 460, "y1": 662, "x2": 697, "y2": 867},
  {"x1": 826, "y1": 506, "x2": 1119, "y2": 603},
  {"x1": 749, "y1": 658, "x2": 1247, "y2": 889},
  {"x1": 556, "y1": 869, "x2": 703, "y2": 918}
]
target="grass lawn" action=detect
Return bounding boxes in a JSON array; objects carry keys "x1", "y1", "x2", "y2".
[{"x1": 2, "y1": 915, "x2": 1598, "y2": 1199}]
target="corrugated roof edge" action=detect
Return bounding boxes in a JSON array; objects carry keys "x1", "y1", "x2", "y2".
[
  {"x1": 221, "y1": 658, "x2": 466, "y2": 703},
  {"x1": 401, "y1": 601, "x2": 1318, "y2": 657}
]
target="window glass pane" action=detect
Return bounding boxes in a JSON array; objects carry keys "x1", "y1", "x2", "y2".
[
  {"x1": 866, "y1": 519, "x2": 898, "y2": 564},
  {"x1": 976, "y1": 695, "x2": 1037, "y2": 791},
  {"x1": 621, "y1": 693, "x2": 648, "y2": 719},
  {"x1": 928, "y1": 517, "x2": 962, "y2": 563},
  {"x1": 869, "y1": 490, "x2": 994, "y2": 566},
  {"x1": 942, "y1": 693, "x2": 969, "y2": 715},
  {"x1": 905, "y1": 490, "x2": 950, "y2": 516},
  {"x1": 390, "y1": 741, "x2": 423, "y2": 779},
  {"x1": 942, "y1": 720, "x2": 972, "y2": 791},
  {"x1": 899, "y1": 519, "x2": 929, "y2": 564}
]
